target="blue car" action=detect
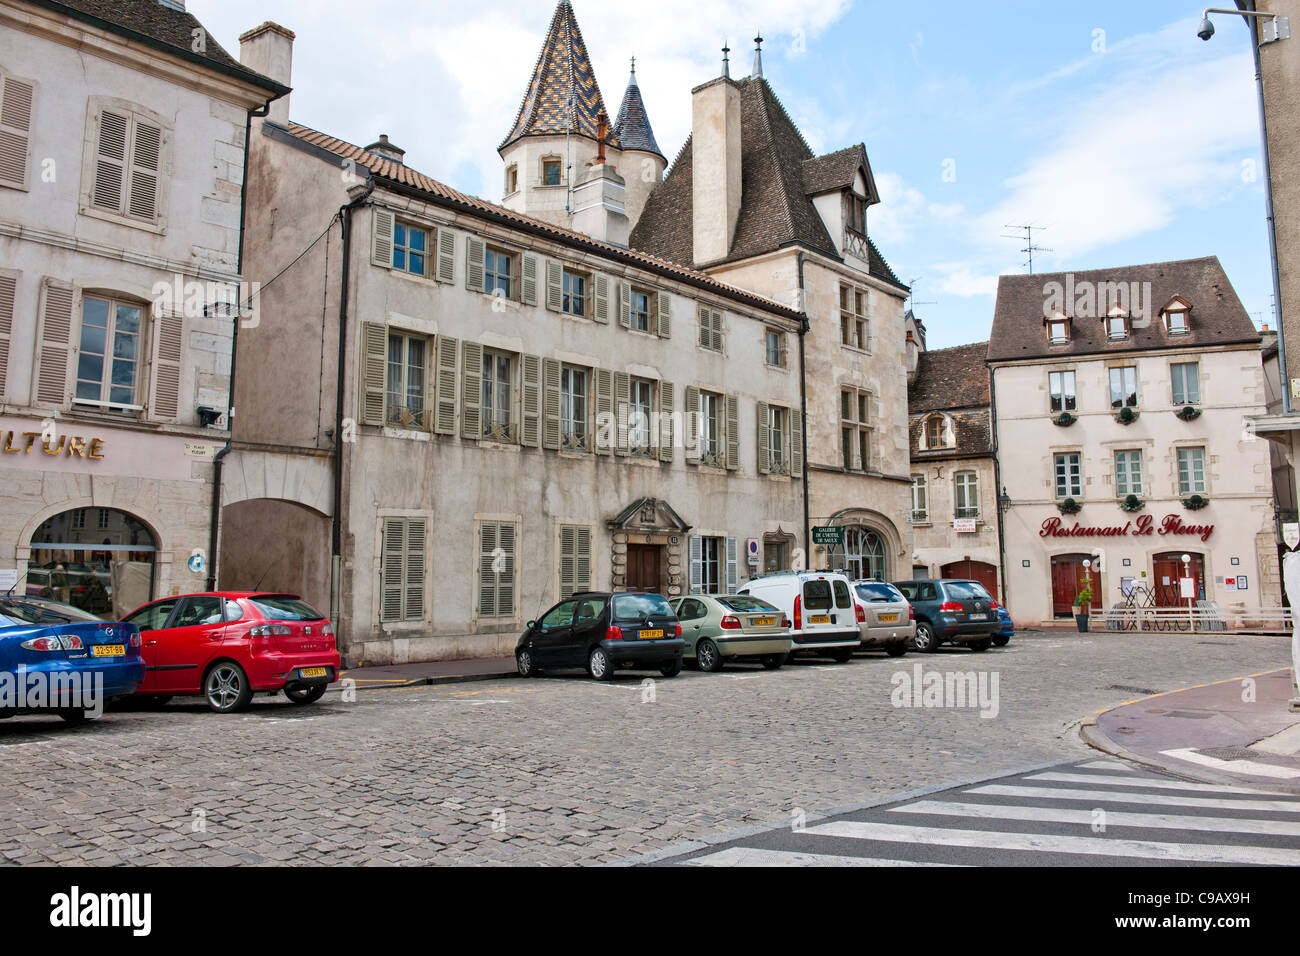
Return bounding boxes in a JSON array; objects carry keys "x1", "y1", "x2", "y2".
[
  {"x1": 995, "y1": 606, "x2": 1013, "y2": 647},
  {"x1": 0, "y1": 599, "x2": 144, "y2": 724}
]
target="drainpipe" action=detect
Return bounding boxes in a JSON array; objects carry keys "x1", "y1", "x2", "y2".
[
  {"x1": 989, "y1": 364, "x2": 1010, "y2": 606},
  {"x1": 796, "y1": 252, "x2": 811, "y2": 560}
]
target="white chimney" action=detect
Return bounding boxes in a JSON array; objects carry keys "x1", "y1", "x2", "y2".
[
  {"x1": 239, "y1": 22, "x2": 295, "y2": 126},
  {"x1": 691, "y1": 76, "x2": 742, "y2": 267},
  {"x1": 571, "y1": 162, "x2": 630, "y2": 247}
]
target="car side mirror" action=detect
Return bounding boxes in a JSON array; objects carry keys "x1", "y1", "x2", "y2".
[{"x1": 526, "y1": 620, "x2": 536, "y2": 630}]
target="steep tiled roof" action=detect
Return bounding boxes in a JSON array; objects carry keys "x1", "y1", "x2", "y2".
[
  {"x1": 629, "y1": 76, "x2": 904, "y2": 290},
  {"x1": 909, "y1": 409, "x2": 993, "y2": 458},
  {"x1": 802, "y1": 144, "x2": 869, "y2": 197},
  {"x1": 908, "y1": 342, "x2": 991, "y2": 413},
  {"x1": 28, "y1": 0, "x2": 287, "y2": 93},
  {"x1": 283, "y1": 121, "x2": 803, "y2": 321},
  {"x1": 500, "y1": 1, "x2": 617, "y2": 151},
  {"x1": 988, "y1": 256, "x2": 1261, "y2": 363},
  {"x1": 612, "y1": 69, "x2": 663, "y2": 159}
]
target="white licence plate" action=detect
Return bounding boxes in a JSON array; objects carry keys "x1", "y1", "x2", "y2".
[{"x1": 968, "y1": 614, "x2": 987, "y2": 621}]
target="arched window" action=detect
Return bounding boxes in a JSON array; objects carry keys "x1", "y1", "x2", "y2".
[
  {"x1": 924, "y1": 415, "x2": 949, "y2": 450},
  {"x1": 842, "y1": 525, "x2": 888, "y2": 581},
  {"x1": 27, "y1": 507, "x2": 157, "y2": 617}
]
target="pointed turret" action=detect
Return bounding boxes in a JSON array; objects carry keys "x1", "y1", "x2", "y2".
[{"x1": 612, "y1": 57, "x2": 667, "y2": 230}]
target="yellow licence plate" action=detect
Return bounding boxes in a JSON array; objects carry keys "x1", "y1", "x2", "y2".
[
  {"x1": 809, "y1": 615, "x2": 831, "y2": 624},
  {"x1": 298, "y1": 666, "x2": 328, "y2": 678},
  {"x1": 91, "y1": 644, "x2": 124, "y2": 657},
  {"x1": 880, "y1": 613, "x2": 899, "y2": 623},
  {"x1": 640, "y1": 630, "x2": 663, "y2": 640},
  {"x1": 753, "y1": 617, "x2": 776, "y2": 627}
]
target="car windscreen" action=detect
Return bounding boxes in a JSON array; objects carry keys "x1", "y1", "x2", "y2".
[
  {"x1": 945, "y1": 582, "x2": 991, "y2": 602},
  {"x1": 0, "y1": 601, "x2": 49, "y2": 624},
  {"x1": 717, "y1": 596, "x2": 778, "y2": 613},
  {"x1": 856, "y1": 583, "x2": 904, "y2": 603},
  {"x1": 802, "y1": 580, "x2": 833, "y2": 610},
  {"x1": 249, "y1": 596, "x2": 327, "y2": 621},
  {"x1": 612, "y1": 594, "x2": 675, "y2": 622}
]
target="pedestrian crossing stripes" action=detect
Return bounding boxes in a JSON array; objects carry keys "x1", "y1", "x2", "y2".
[{"x1": 676, "y1": 757, "x2": 1300, "y2": 867}]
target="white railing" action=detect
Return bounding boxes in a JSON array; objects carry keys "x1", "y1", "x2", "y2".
[{"x1": 1102, "y1": 602, "x2": 1293, "y2": 633}]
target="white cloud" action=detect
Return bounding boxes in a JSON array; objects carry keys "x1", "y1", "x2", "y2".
[
  {"x1": 932, "y1": 264, "x2": 998, "y2": 298},
  {"x1": 870, "y1": 171, "x2": 928, "y2": 247}
]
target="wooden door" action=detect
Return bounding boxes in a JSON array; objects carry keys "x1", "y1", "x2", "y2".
[
  {"x1": 626, "y1": 544, "x2": 661, "y2": 593},
  {"x1": 1153, "y1": 552, "x2": 1205, "y2": 607},
  {"x1": 1050, "y1": 555, "x2": 1100, "y2": 617},
  {"x1": 941, "y1": 560, "x2": 999, "y2": 601}
]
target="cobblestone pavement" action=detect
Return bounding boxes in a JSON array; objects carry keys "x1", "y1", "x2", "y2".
[{"x1": 0, "y1": 630, "x2": 1287, "y2": 865}]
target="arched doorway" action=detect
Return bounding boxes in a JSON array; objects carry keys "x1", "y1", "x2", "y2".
[
  {"x1": 219, "y1": 499, "x2": 331, "y2": 615},
  {"x1": 27, "y1": 508, "x2": 157, "y2": 617},
  {"x1": 1050, "y1": 553, "x2": 1101, "y2": 618},
  {"x1": 1153, "y1": 552, "x2": 1206, "y2": 607},
  {"x1": 838, "y1": 525, "x2": 889, "y2": 581},
  {"x1": 941, "y1": 560, "x2": 999, "y2": 601}
]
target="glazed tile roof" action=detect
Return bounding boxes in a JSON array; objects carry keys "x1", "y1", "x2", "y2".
[
  {"x1": 908, "y1": 409, "x2": 993, "y2": 459},
  {"x1": 500, "y1": 1, "x2": 617, "y2": 151},
  {"x1": 988, "y1": 256, "x2": 1260, "y2": 363},
  {"x1": 613, "y1": 68, "x2": 663, "y2": 159},
  {"x1": 283, "y1": 121, "x2": 804, "y2": 321},
  {"x1": 908, "y1": 341, "x2": 991, "y2": 413}
]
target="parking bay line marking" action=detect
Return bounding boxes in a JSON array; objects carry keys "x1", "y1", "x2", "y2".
[
  {"x1": 687, "y1": 847, "x2": 964, "y2": 867},
  {"x1": 892, "y1": 800, "x2": 1300, "y2": 837},
  {"x1": 967, "y1": 784, "x2": 1300, "y2": 814}
]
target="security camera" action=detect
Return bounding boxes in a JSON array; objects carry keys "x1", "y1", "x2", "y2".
[{"x1": 1197, "y1": 16, "x2": 1215, "y2": 41}]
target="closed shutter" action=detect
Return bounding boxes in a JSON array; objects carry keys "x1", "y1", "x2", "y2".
[
  {"x1": 656, "y1": 291, "x2": 671, "y2": 338},
  {"x1": 575, "y1": 526, "x2": 591, "y2": 593},
  {"x1": 545, "y1": 260, "x2": 563, "y2": 311},
  {"x1": 521, "y1": 254, "x2": 539, "y2": 306},
  {"x1": 478, "y1": 522, "x2": 498, "y2": 618},
  {"x1": 34, "y1": 279, "x2": 74, "y2": 407},
  {"x1": 461, "y1": 341, "x2": 483, "y2": 439},
  {"x1": 594, "y1": 368, "x2": 613, "y2": 456},
  {"x1": 406, "y1": 519, "x2": 427, "y2": 619},
  {"x1": 698, "y1": 305, "x2": 708, "y2": 348},
  {"x1": 465, "y1": 236, "x2": 485, "y2": 292},
  {"x1": 725, "y1": 537, "x2": 739, "y2": 592},
  {"x1": 127, "y1": 119, "x2": 161, "y2": 221},
  {"x1": 756, "y1": 401, "x2": 770, "y2": 475},
  {"x1": 712, "y1": 310, "x2": 724, "y2": 351},
  {"x1": 560, "y1": 525, "x2": 576, "y2": 599},
  {"x1": 542, "y1": 358, "x2": 561, "y2": 450},
  {"x1": 371, "y1": 208, "x2": 394, "y2": 268},
  {"x1": 435, "y1": 227, "x2": 456, "y2": 283},
  {"x1": 91, "y1": 110, "x2": 128, "y2": 212},
  {"x1": 618, "y1": 282, "x2": 631, "y2": 328},
  {"x1": 149, "y1": 310, "x2": 185, "y2": 421},
  {"x1": 614, "y1": 371, "x2": 630, "y2": 457},
  {"x1": 725, "y1": 393, "x2": 739, "y2": 470},
  {"x1": 434, "y1": 334, "x2": 458, "y2": 435},
  {"x1": 593, "y1": 274, "x2": 609, "y2": 323},
  {"x1": 658, "y1": 381, "x2": 674, "y2": 462},
  {"x1": 520, "y1": 354, "x2": 541, "y2": 447},
  {"x1": 689, "y1": 536, "x2": 703, "y2": 592},
  {"x1": 791, "y1": 409, "x2": 803, "y2": 476},
  {"x1": 380, "y1": 518, "x2": 405, "y2": 622},
  {"x1": 498, "y1": 522, "x2": 516, "y2": 617},
  {"x1": 360, "y1": 322, "x2": 386, "y2": 426},
  {"x1": 684, "y1": 386, "x2": 700, "y2": 465},
  {"x1": 0, "y1": 75, "x2": 34, "y2": 190},
  {"x1": 0, "y1": 273, "x2": 14, "y2": 398}
]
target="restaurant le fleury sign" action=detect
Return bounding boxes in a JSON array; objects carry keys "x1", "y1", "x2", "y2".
[{"x1": 1040, "y1": 514, "x2": 1214, "y2": 544}]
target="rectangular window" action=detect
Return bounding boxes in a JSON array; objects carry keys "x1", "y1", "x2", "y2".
[
  {"x1": 484, "y1": 248, "x2": 514, "y2": 298},
  {"x1": 543, "y1": 160, "x2": 562, "y2": 186},
  {"x1": 505, "y1": 165, "x2": 518, "y2": 194},
  {"x1": 698, "y1": 306, "x2": 723, "y2": 351},
  {"x1": 700, "y1": 391, "x2": 723, "y2": 467},
  {"x1": 629, "y1": 378, "x2": 654, "y2": 456},
  {"x1": 767, "y1": 405, "x2": 788, "y2": 474},
  {"x1": 392, "y1": 222, "x2": 427, "y2": 277},
  {"x1": 1049, "y1": 370, "x2": 1076, "y2": 412},
  {"x1": 1106, "y1": 316, "x2": 1128, "y2": 340},
  {"x1": 477, "y1": 521, "x2": 516, "y2": 618},
  {"x1": 1177, "y1": 447, "x2": 1206, "y2": 495},
  {"x1": 840, "y1": 388, "x2": 871, "y2": 471},
  {"x1": 89, "y1": 107, "x2": 163, "y2": 224},
  {"x1": 954, "y1": 471, "x2": 979, "y2": 519},
  {"x1": 765, "y1": 328, "x2": 787, "y2": 368},
  {"x1": 560, "y1": 365, "x2": 588, "y2": 448},
  {"x1": 840, "y1": 286, "x2": 869, "y2": 350},
  {"x1": 1109, "y1": 366, "x2": 1138, "y2": 408},
  {"x1": 1171, "y1": 362, "x2": 1200, "y2": 405},
  {"x1": 630, "y1": 288, "x2": 651, "y2": 332},
  {"x1": 561, "y1": 269, "x2": 587, "y2": 317},
  {"x1": 481, "y1": 350, "x2": 515, "y2": 441},
  {"x1": 1115, "y1": 449, "x2": 1143, "y2": 497},
  {"x1": 1055, "y1": 452, "x2": 1082, "y2": 499},
  {"x1": 699, "y1": 536, "x2": 722, "y2": 595},
  {"x1": 558, "y1": 525, "x2": 592, "y2": 600},
  {"x1": 380, "y1": 517, "x2": 426, "y2": 623},
  {"x1": 911, "y1": 474, "x2": 928, "y2": 523},
  {"x1": 96, "y1": 508, "x2": 109, "y2": 530},
  {"x1": 76, "y1": 295, "x2": 142, "y2": 409},
  {"x1": 1047, "y1": 320, "x2": 1069, "y2": 345},
  {"x1": 1166, "y1": 311, "x2": 1188, "y2": 335},
  {"x1": 385, "y1": 332, "x2": 428, "y2": 428}
]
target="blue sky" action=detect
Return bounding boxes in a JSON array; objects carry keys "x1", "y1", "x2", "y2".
[{"x1": 192, "y1": 0, "x2": 1273, "y2": 349}]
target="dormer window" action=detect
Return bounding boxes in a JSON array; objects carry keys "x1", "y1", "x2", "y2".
[
  {"x1": 1161, "y1": 297, "x2": 1192, "y2": 336},
  {"x1": 846, "y1": 192, "x2": 868, "y2": 235},
  {"x1": 922, "y1": 414, "x2": 952, "y2": 450},
  {"x1": 1044, "y1": 310, "x2": 1071, "y2": 345},
  {"x1": 1105, "y1": 305, "x2": 1130, "y2": 341}
]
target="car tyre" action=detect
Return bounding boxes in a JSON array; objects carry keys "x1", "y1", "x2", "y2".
[
  {"x1": 760, "y1": 654, "x2": 784, "y2": 670},
  {"x1": 659, "y1": 657, "x2": 682, "y2": 678},
  {"x1": 516, "y1": 647, "x2": 539, "y2": 678},
  {"x1": 885, "y1": 642, "x2": 908, "y2": 657},
  {"x1": 696, "y1": 638, "x2": 723, "y2": 673},
  {"x1": 204, "y1": 661, "x2": 253, "y2": 713},
  {"x1": 969, "y1": 638, "x2": 993, "y2": 652},
  {"x1": 992, "y1": 635, "x2": 1010, "y2": 647},
  {"x1": 829, "y1": 646, "x2": 855, "y2": 663},
  {"x1": 285, "y1": 685, "x2": 327, "y2": 705},
  {"x1": 587, "y1": 646, "x2": 614, "y2": 681},
  {"x1": 913, "y1": 623, "x2": 940, "y2": 653}
]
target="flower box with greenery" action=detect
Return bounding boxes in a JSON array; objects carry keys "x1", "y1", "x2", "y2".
[
  {"x1": 1183, "y1": 494, "x2": 1210, "y2": 510},
  {"x1": 1119, "y1": 494, "x2": 1144, "y2": 513},
  {"x1": 1114, "y1": 406, "x2": 1139, "y2": 425},
  {"x1": 1175, "y1": 405, "x2": 1202, "y2": 422},
  {"x1": 1058, "y1": 497, "x2": 1082, "y2": 515},
  {"x1": 1052, "y1": 412, "x2": 1077, "y2": 427}
]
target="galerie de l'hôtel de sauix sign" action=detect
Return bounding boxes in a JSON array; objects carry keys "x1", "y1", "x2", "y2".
[{"x1": 1040, "y1": 514, "x2": 1214, "y2": 544}]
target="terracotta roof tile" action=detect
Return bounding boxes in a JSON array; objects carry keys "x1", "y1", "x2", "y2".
[{"x1": 908, "y1": 341, "x2": 991, "y2": 412}]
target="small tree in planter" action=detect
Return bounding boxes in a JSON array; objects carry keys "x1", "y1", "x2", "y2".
[{"x1": 1074, "y1": 580, "x2": 1094, "y2": 632}]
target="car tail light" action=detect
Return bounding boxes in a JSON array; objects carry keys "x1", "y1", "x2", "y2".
[
  {"x1": 605, "y1": 625, "x2": 623, "y2": 641},
  {"x1": 674, "y1": 623, "x2": 682, "y2": 637},
  {"x1": 22, "y1": 636, "x2": 64, "y2": 651},
  {"x1": 939, "y1": 601, "x2": 962, "y2": 613},
  {"x1": 855, "y1": 604, "x2": 865, "y2": 623},
  {"x1": 249, "y1": 624, "x2": 292, "y2": 637},
  {"x1": 988, "y1": 600, "x2": 1000, "y2": 610},
  {"x1": 720, "y1": 615, "x2": 742, "y2": 630},
  {"x1": 793, "y1": 595, "x2": 802, "y2": 631},
  {"x1": 127, "y1": 631, "x2": 142, "y2": 647},
  {"x1": 908, "y1": 606, "x2": 915, "y2": 621},
  {"x1": 321, "y1": 622, "x2": 334, "y2": 636}
]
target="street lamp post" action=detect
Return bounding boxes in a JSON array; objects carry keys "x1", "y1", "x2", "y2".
[{"x1": 1182, "y1": 553, "x2": 1194, "y2": 630}]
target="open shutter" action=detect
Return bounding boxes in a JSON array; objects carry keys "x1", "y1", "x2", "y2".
[
  {"x1": 791, "y1": 409, "x2": 803, "y2": 476},
  {"x1": 498, "y1": 523, "x2": 516, "y2": 616},
  {"x1": 545, "y1": 260, "x2": 563, "y2": 311},
  {"x1": 618, "y1": 282, "x2": 631, "y2": 328},
  {"x1": 360, "y1": 322, "x2": 386, "y2": 426},
  {"x1": 520, "y1": 354, "x2": 541, "y2": 447},
  {"x1": 371, "y1": 208, "x2": 394, "y2": 268},
  {"x1": 684, "y1": 386, "x2": 700, "y2": 465},
  {"x1": 478, "y1": 522, "x2": 497, "y2": 618},
  {"x1": 380, "y1": 518, "x2": 404, "y2": 622},
  {"x1": 725, "y1": 537, "x2": 739, "y2": 592},
  {"x1": 91, "y1": 109, "x2": 128, "y2": 212},
  {"x1": 34, "y1": 279, "x2": 74, "y2": 407},
  {"x1": 127, "y1": 118, "x2": 161, "y2": 221},
  {"x1": 461, "y1": 341, "x2": 483, "y2": 439},
  {"x1": 542, "y1": 358, "x2": 561, "y2": 450},
  {"x1": 658, "y1": 381, "x2": 674, "y2": 462},
  {"x1": 435, "y1": 227, "x2": 456, "y2": 283},
  {"x1": 465, "y1": 236, "x2": 485, "y2": 292},
  {"x1": 575, "y1": 526, "x2": 591, "y2": 592},
  {"x1": 725, "y1": 393, "x2": 739, "y2": 470},
  {"x1": 656, "y1": 291, "x2": 671, "y2": 338},
  {"x1": 521, "y1": 254, "x2": 539, "y2": 306},
  {"x1": 434, "y1": 334, "x2": 458, "y2": 435},
  {"x1": 149, "y1": 310, "x2": 185, "y2": 422},
  {"x1": 594, "y1": 368, "x2": 613, "y2": 456},
  {"x1": 0, "y1": 75, "x2": 34, "y2": 189},
  {"x1": 0, "y1": 273, "x2": 14, "y2": 398},
  {"x1": 559, "y1": 525, "x2": 576, "y2": 599},
  {"x1": 593, "y1": 274, "x2": 609, "y2": 323},
  {"x1": 756, "y1": 401, "x2": 770, "y2": 475},
  {"x1": 405, "y1": 518, "x2": 426, "y2": 620},
  {"x1": 689, "y1": 536, "x2": 703, "y2": 592},
  {"x1": 614, "y1": 372, "x2": 630, "y2": 456}
]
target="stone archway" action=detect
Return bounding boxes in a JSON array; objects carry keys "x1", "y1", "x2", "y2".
[
  {"x1": 608, "y1": 497, "x2": 690, "y2": 596},
  {"x1": 219, "y1": 499, "x2": 331, "y2": 613}
]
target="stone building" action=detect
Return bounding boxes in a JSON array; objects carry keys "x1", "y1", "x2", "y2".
[{"x1": 0, "y1": 0, "x2": 283, "y2": 614}]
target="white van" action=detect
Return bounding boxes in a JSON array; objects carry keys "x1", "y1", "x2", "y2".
[{"x1": 737, "y1": 571, "x2": 861, "y2": 663}]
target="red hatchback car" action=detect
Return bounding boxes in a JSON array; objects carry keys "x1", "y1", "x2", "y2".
[{"x1": 121, "y1": 592, "x2": 341, "y2": 713}]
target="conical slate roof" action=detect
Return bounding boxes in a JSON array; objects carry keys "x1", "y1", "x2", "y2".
[
  {"x1": 613, "y1": 65, "x2": 663, "y2": 160},
  {"x1": 500, "y1": 1, "x2": 617, "y2": 151}
]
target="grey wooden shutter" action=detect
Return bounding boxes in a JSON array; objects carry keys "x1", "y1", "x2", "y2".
[
  {"x1": 0, "y1": 273, "x2": 14, "y2": 399},
  {"x1": 614, "y1": 372, "x2": 630, "y2": 456},
  {"x1": 34, "y1": 279, "x2": 74, "y2": 407},
  {"x1": 756, "y1": 401, "x2": 770, "y2": 475},
  {"x1": 520, "y1": 354, "x2": 541, "y2": 447},
  {"x1": 478, "y1": 522, "x2": 497, "y2": 617},
  {"x1": 149, "y1": 310, "x2": 185, "y2": 421},
  {"x1": 656, "y1": 291, "x2": 671, "y2": 338},
  {"x1": 91, "y1": 110, "x2": 128, "y2": 212},
  {"x1": 521, "y1": 254, "x2": 538, "y2": 306},
  {"x1": 434, "y1": 334, "x2": 458, "y2": 435},
  {"x1": 405, "y1": 518, "x2": 426, "y2": 619},
  {"x1": 618, "y1": 282, "x2": 631, "y2": 328},
  {"x1": 594, "y1": 368, "x2": 613, "y2": 456},
  {"x1": 465, "y1": 236, "x2": 485, "y2": 291},
  {"x1": 0, "y1": 75, "x2": 34, "y2": 189},
  {"x1": 725, "y1": 393, "x2": 739, "y2": 470},
  {"x1": 127, "y1": 118, "x2": 161, "y2": 221},
  {"x1": 545, "y1": 260, "x2": 563, "y2": 311},
  {"x1": 461, "y1": 340, "x2": 483, "y2": 439},
  {"x1": 697, "y1": 305, "x2": 708, "y2": 348},
  {"x1": 436, "y1": 227, "x2": 456, "y2": 283},
  {"x1": 593, "y1": 274, "x2": 609, "y2": 323},
  {"x1": 658, "y1": 381, "x2": 674, "y2": 462},
  {"x1": 712, "y1": 309, "x2": 724, "y2": 351},
  {"x1": 360, "y1": 322, "x2": 386, "y2": 426},
  {"x1": 725, "y1": 537, "x2": 739, "y2": 592},
  {"x1": 380, "y1": 518, "x2": 404, "y2": 622},
  {"x1": 791, "y1": 409, "x2": 803, "y2": 476},
  {"x1": 689, "y1": 535, "x2": 703, "y2": 592},
  {"x1": 560, "y1": 525, "x2": 576, "y2": 599},
  {"x1": 498, "y1": 523, "x2": 516, "y2": 616},
  {"x1": 542, "y1": 358, "x2": 561, "y2": 450},
  {"x1": 371, "y1": 208, "x2": 394, "y2": 268},
  {"x1": 575, "y1": 526, "x2": 591, "y2": 593},
  {"x1": 684, "y1": 386, "x2": 700, "y2": 465}
]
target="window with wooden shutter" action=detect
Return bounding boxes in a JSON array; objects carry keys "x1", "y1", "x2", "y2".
[
  {"x1": 128, "y1": 120, "x2": 161, "y2": 221},
  {"x1": 149, "y1": 311, "x2": 185, "y2": 421},
  {"x1": 689, "y1": 535, "x2": 703, "y2": 592},
  {"x1": 380, "y1": 517, "x2": 426, "y2": 622},
  {"x1": 371, "y1": 209, "x2": 394, "y2": 268},
  {"x1": 0, "y1": 75, "x2": 35, "y2": 190},
  {"x1": 544, "y1": 260, "x2": 563, "y2": 311},
  {"x1": 91, "y1": 110, "x2": 128, "y2": 213},
  {"x1": 521, "y1": 354, "x2": 541, "y2": 447},
  {"x1": 757, "y1": 401, "x2": 770, "y2": 475},
  {"x1": 614, "y1": 371, "x2": 630, "y2": 456},
  {"x1": 405, "y1": 519, "x2": 426, "y2": 619},
  {"x1": 618, "y1": 282, "x2": 631, "y2": 328},
  {"x1": 594, "y1": 368, "x2": 613, "y2": 456},
  {"x1": 522, "y1": 254, "x2": 539, "y2": 306},
  {"x1": 89, "y1": 108, "x2": 164, "y2": 223},
  {"x1": 0, "y1": 272, "x2": 15, "y2": 398},
  {"x1": 791, "y1": 409, "x2": 803, "y2": 476},
  {"x1": 360, "y1": 322, "x2": 386, "y2": 426},
  {"x1": 559, "y1": 524, "x2": 592, "y2": 599},
  {"x1": 542, "y1": 358, "x2": 561, "y2": 450},
  {"x1": 461, "y1": 341, "x2": 483, "y2": 439},
  {"x1": 34, "y1": 279, "x2": 74, "y2": 408},
  {"x1": 725, "y1": 393, "x2": 739, "y2": 470},
  {"x1": 658, "y1": 381, "x2": 674, "y2": 462},
  {"x1": 436, "y1": 227, "x2": 456, "y2": 283},
  {"x1": 698, "y1": 306, "x2": 723, "y2": 352},
  {"x1": 593, "y1": 274, "x2": 609, "y2": 323},
  {"x1": 434, "y1": 334, "x2": 458, "y2": 435},
  {"x1": 725, "y1": 537, "x2": 739, "y2": 592},
  {"x1": 656, "y1": 291, "x2": 672, "y2": 338},
  {"x1": 478, "y1": 520, "x2": 517, "y2": 618},
  {"x1": 684, "y1": 386, "x2": 700, "y2": 465},
  {"x1": 465, "y1": 236, "x2": 485, "y2": 291}
]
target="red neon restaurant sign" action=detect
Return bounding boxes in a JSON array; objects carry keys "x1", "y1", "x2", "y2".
[{"x1": 1040, "y1": 514, "x2": 1213, "y2": 544}]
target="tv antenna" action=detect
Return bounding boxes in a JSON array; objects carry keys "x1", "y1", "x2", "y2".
[
  {"x1": 906, "y1": 277, "x2": 937, "y2": 314},
  {"x1": 1002, "y1": 223, "x2": 1052, "y2": 274}
]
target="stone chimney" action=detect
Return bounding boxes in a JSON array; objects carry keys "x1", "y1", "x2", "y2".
[
  {"x1": 571, "y1": 163, "x2": 630, "y2": 248},
  {"x1": 239, "y1": 22, "x2": 294, "y2": 126},
  {"x1": 364, "y1": 135, "x2": 406, "y2": 165},
  {"x1": 691, "y1": 76, "x2": 742, "y2": 267}
]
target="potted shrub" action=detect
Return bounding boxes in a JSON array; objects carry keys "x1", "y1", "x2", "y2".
[
  {"x1": 1074, "y1": 581, "x2": 1093, "y2": 632},
  {"x1": 1058, "y1": 497, "x2": 1082, "y2": 515},
  {"x1": 1175, "y1": 405, "x2": 1202, "y2": 422},
  {"x1": 1183, "y1": 494, "x2": 1210, "y2": 510},
  {"x1": 1120, "y1": 494, "x2": 1144, "y2": 513},
  {"x1": 1052, "y1": 412, "x2": 1077, "y2": 427},
  {"x1": 1114, "y1": 406, "x2": 1139, "y2": 425}
]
